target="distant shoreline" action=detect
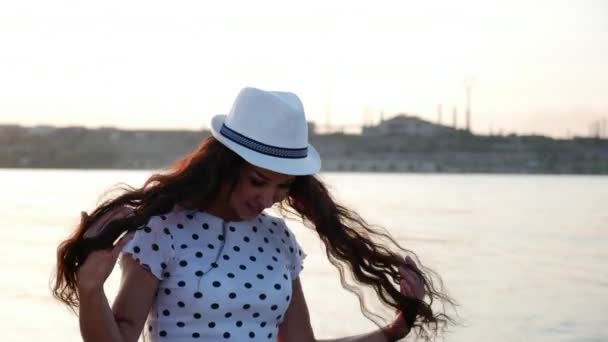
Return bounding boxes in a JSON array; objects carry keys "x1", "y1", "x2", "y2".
[{"x1": 2, "y1": 123, "x2": 607, "y2": 174}]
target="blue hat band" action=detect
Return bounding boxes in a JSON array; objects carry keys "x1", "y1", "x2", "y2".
[{"x1": 220, "y1": 124, "x2": 308, "y2": 159}]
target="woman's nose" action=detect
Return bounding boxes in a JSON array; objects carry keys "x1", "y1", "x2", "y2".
[{"x1": 260, "y1": 189, "x2": 276, "y2": 208}]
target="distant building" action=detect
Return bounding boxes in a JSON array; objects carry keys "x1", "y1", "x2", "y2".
[
  {"x1": 307, "y1": 121, "x2": 316, "y2": 136},
  {"x1": 362, "y1": 114, "x2": 454, "y2": 137}
]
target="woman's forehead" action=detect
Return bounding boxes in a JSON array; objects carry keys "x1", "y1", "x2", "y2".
[{"x1": 246, "y1": 164, "x2": 295, "y2": 182}]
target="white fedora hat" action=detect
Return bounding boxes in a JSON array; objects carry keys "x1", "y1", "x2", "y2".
[{"x1": 210, "y1": 87, "x2": 321, "y2": 176}]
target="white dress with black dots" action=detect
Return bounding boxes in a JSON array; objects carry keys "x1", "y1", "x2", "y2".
[{"x1": 121, "y1": 209, "x2": 306, "y2": 341}]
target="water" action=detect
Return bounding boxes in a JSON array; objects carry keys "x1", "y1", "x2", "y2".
[{"x1": 1, "y1": 169, "x2": 607, "y2": 341}]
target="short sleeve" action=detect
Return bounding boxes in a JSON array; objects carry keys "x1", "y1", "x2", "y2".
[
  {"x1": 121, "y1": 215, "x2": 175, "y2": 280},
  {"x1": 280, "y1": 221, "x2": 307, "y2": 279}
]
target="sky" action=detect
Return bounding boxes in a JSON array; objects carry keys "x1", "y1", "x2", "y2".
[{"x1": 0, "y1": 0, "x2": 607, "y2": 137}]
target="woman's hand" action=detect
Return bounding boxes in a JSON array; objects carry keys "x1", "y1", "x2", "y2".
[
  {"x1": 383, "y1": 256, "x2": 427, "y2": 341},
  {"x1": 76, "y1": 230, "x2": 133, "y2": 295},
  {"x1": 77, "y1": 210, "x2": 134, "y2": 295}
]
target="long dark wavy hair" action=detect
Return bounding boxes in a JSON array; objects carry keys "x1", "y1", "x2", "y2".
[{"x1": 53, "y1": 136, "x2": 456, "y2": 340}]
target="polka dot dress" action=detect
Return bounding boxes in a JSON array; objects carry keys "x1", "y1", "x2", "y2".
[{"x1": 121, "y1": 209, "x2": 306, "y2": 341}]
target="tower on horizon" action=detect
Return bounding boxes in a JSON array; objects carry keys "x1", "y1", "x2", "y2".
[
  {"x1": 465, "y1": 79, "x2": 474, "y2": 132},
  {"x1": 437, "y1": 104, "x2": 443, "y2": 125}
]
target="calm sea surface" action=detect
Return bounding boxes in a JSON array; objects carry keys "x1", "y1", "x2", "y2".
[{"x1": 0, "y1": 169, "x2": 606, "y2": 341}]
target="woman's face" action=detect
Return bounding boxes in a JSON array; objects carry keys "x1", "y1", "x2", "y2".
[{"x1": 228, "y1": 164, "x2": 295, "y2": 220}]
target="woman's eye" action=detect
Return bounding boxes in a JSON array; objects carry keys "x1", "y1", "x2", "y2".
[
  {"x1": 251, "y1": 179, "x2": 265, "y2": 187},
  {"x1": 278, "y1": 183, "x2": 292, "y2": 190}
]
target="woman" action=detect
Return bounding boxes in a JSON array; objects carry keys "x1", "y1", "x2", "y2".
[{"x1": 53, "y1": 87, "x2": 454, "y2": 341}]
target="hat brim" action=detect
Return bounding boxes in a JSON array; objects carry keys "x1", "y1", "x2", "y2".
[{"x1": 210, "y1": 114, "x2": 321, "y2": 176}]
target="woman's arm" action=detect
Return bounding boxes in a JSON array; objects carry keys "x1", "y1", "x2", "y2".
[
  {"x1": 78, "y1": 253, "x2": 160, "y2": 342},
  {"x1": 278, "y1": 279, "x2": 408, "y2": 342}
]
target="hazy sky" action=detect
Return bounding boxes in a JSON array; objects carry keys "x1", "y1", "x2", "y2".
[{"x1": 0, "y1": 0, "x2": 606, "y2": 137}]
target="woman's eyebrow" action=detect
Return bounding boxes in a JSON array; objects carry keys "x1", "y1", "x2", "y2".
[{"x1": 252, "y1": 171, "x2": 271, "y2": 181}]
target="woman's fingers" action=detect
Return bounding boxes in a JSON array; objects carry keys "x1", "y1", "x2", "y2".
[
  {"x1": 111, "y1": 233, "x2": 134, "y2": 259},
  {"x1": 83, "y1": 206, "x2": 134, "y2": 239}
]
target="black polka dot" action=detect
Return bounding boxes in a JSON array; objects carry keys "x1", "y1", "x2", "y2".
[
  {"x1": 160, "y1": 215, "x2": 167, "y2": 220},
  {"x1": 239, "y1": 265, "x2": 247, "y2": 270},
  {"x1": 229, "y1": 226, "x2": 236, "y2": 232},
  {"x1": 276, "y1": 314, "x2": 283, "y2": 321},
  {"x1": 160, "y1": 262, "x2": 167, "y2": 269},
  {"x1": 236, "y1": 320, "x2": 243, "y2": 327},
  {"x1": 249, "y1": 332, "x2": 255, "y2": 338},
  {"x1": 252, "y1": 226, "x2": 258, "y2": 233},
  {"x1": 192, "y1": 332, "x2": 200, "y2": 338},
  {"x1": 274, "y1": 284, "x2": 281, "y2": 290},
  {"x1": 213, "y1": 281, "x2": 221, "y2": 287},
  {"x1": 224, "y1": 312, "x2": 232, "y2": 318},
  {"x1": 286, "y1": 295, "x2": 291, "y2": 301},
  {"x1": 258, "y1": 247, "x2": 265, "y2": 253},
  {"x1": 163, "y1": 228, "x2": 170, "y2": 235},
  {"x1": 133, "y1": 246, "x2": 141, "y2": 253},
  {"x1": 272, "y1": 221, "x2": 278, "y2": 226},
  {"x1": 243, "y1": 236, "x2": 250, "y2": 243},
  {"x1": 281, "y1": 239, "x2": 286, "y2": 244},
  {"x1": 243, "y1": 304, "x2": 251, "y2": 310},
  {"x1": 178, "y1": 281, "x2": 186, "y2": 287},
  {"x1": 163, "y1": 309, "x2": 170, "y2": 316},
  {"x1": 218, "y1": 234, "x2": 225, "y2": 241},
  {"x1": 144, "y1": 226, "x2": 152, "y2": 233},
  {"x1": 187, "y1": 214, "x2": 194, "y2": 219},
  {"x1": 192, "y1": 234, "x2": 199, "y2": 240},
  {"x1": 272, "y1": 256, "x2": 278, "y2": 262},
  {"x1": 223, "y1": 254, "x2": 230, "y2": 260},
  {"x1": 290, "y1": 247, "x2": 295, "y2": 253},
  {"x1": 164, "y1": 288, "x2": 171, "y2": 295},
  {"x1": 229, "y1": 292, "x2": 237, "y2": 299},
  {"x1": 208, "y1": 322, "x2": 216, "y2": 328},
  {"x1": 275, "y1": 248, "x2": 281, "y2": 254},
  {"x1": 267, "y1": 265, "x2": 274, "y2": 271},
  {"x1": 252, "y1": 312, "x2": 260, "y2": 318},
  {"x1": 193, "y1": 313, "x2": 202, "y2": 319},
  {"x1": 223, "y1": 332, "x2": 231, "y2": 339},
  {"x1": 195, "y1": 270, "x2": 204, "y2": 277},
  {"x1": 177, "y1": 224, "x2": 184, "y2": 229},
  {"x1": 202, "y1": 223, "x2": 209, "y2": 229},
  {"x1": 268, "y1": 333, "x2": 273, "y2": 338},
  {"x1": 208, "y1": 244, "x2": 215, "y2": 249},
  {"x1": 211, "y1": 303, "x2": 220, "y2": 310},
  {"x1": 163, "y1": 271, "x2": 171, "y2": 278},
  {"x1": 284, "y1": 229, "x2": 290, "y2": 237},
  {"x1": 250, "y1": 256, "x2": 257, "y2": 262},
  {"x1": 178, "y1": 301, "x2": 185, "y2": 308},
  {"x1": 180, "y1": 244, "x2": 188, "y2": 249},
  {"x1": 259, "y1": 294, "x2": 267, "y2": 300},
  {"x1": 196, "y1": 251, "x2": 203, "y2": 258},
  {"x1": 271, "y1": 305, "x2": 278, "y2": 311},
  {"x1": 283, "y1": 273, "x2": 288, "y2": 280},
  {"x1": 233, "y1": 246, "x2": 241, "y2": 252},
  {"x1": 244, "y1": 282, "x2": 252, "y2": 289},
  {"x1": 269, "y1": 229, "x2": 275, "y2": 234},
  {"x1": 211, "y1": 262, "x2": 219, "y2": 268},
  {"x1": 159, "y1": 330, "x2": 167, "y2": 337},
  {"x1": 227, "y1": 272, "x2": 235, "y2": 278},
  {"x1": 260, "y1": 321, "x2": 267, "y2": 327},
  {"x1": 257, "y1": 274, "x2": 264, "y2": 279},
  {"x1": 194, "y1": 292, "x2": 203, "y2": 299},
  {"x1": 177, "y1": 321, "x2": 185, "y2": 327},
  {"x1": 179, "y1": 260, "x2": 188, "y2": 267},
  {"x1": 264, "y1": 237, "x2": 269, "y2": 244}
]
